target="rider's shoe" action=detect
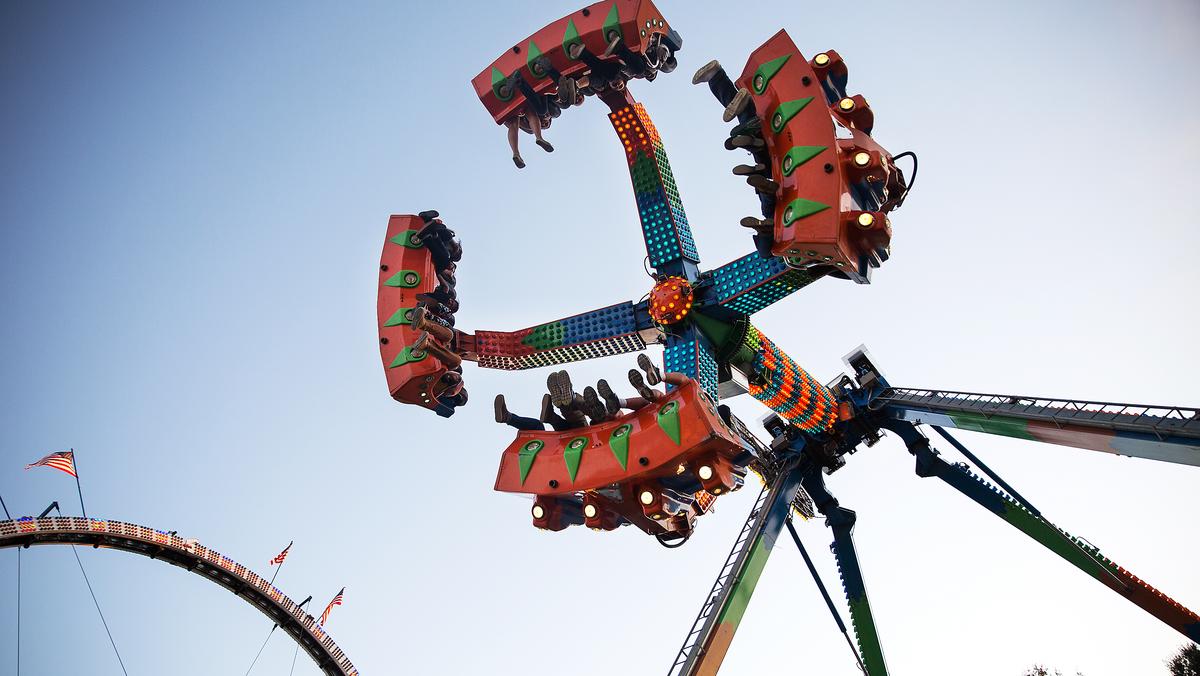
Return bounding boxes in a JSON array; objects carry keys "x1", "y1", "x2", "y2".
[
  {"x1": 733, "y1": 163, "x2": 767, "y2": 176},
  {"x1": 548, "y1": 370, "x2": 575, "y2": 410},
  {"x1": 597, "y1": 379, "x2": 622, "y2": 416},
  {"x1": 740, "y1": 216, "x2": 773, "y2": 230},
  {"x1": 582, "y1": 386, "x2": 609, "y2": 424},
  {"x1": 727, "y1": 134, "x2": 764, "y2": 151},
  {"x1": 638, "y1": 353, "x2": 663, "y2": 386},
  {"x1": 723, "y1": 87, "x2": 752, "y2": 123},
  {"x1": 494, "y1": 394, "x2": 510, "y2": 424},
  {"x1": 629, "y1": 369, "x2": 660, "y2": 401},
  {"x1": 746, "y1": 174, "x2": 779, "y2": 194},
  {"x1": 692, "y1": 59, "x2": 722, "y2": 85}
]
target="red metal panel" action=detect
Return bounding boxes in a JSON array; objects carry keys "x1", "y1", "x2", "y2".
[
  {"x1": 377, "y1": 214, "x2": 446, "y2": 411},
  {"x1": 735, "y1": 31, "x2": 856, "y2": 268},
  {"x1": 470, "y1": 0, "x2": 673, "y2": 124},
  {"x1": 493, "y1": 380, "x2": 741, "y2": 495},
  {"x1": 735, "y1": 31, "x2": 900, "y2": 274}
]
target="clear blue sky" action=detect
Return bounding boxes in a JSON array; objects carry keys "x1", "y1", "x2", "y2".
[{"x1": 1, "y1": 1, "x2": 1197, "y2": 674}]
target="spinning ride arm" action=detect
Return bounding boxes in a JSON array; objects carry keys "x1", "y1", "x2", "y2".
[
  {"x1": 460, "y1": 301, "x2": 653, "y2": 371},
  {"x1": 606, "y1": 96, "x2": 701, "y2": 280},
  {"x1": 704, "y1": 251, "x2": 827, "y2": 315},
  {"x1": 882, "y1": 419, "x2": 1200, "y2": 642}
]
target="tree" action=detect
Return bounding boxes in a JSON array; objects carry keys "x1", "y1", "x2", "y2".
[
  {"x1": 1023, "y1": 667, "x2": 1084, "y2": 676},
  {"x1": 1167, "y1": 643, "x2": 1200, "y2": 676}
]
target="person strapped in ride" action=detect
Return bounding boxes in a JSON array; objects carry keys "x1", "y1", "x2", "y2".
[{"x1": 505, "y1": 93, "x2": 555, "y2": 169}]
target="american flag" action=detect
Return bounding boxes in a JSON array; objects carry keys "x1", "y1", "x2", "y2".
[
  {"x1": 25, "y1": 451, "x2": 77, "y2": 478},
  {"x1": 319, "y1": 588, "x2": 344, "y2": 626},
  {"x1": 269, "y1": 541, "x2": 292, "y2": 566}
]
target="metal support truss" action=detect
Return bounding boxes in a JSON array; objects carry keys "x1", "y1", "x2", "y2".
[
  {"x1": 801, "y1": 468, "x2": 889, "y2": 676},
  {"x1": 880, "y1": 387, "x2": 1200, "y2": 466},
  {"x1": 668, "y1": 460, "x2": 803, "y2": 676},
  {"x1": 882, "y1": 419, "x2": 1200, "y2": 642},
  {"x1": 785, "y1": 517, "x2": 866, "y2": 673}
]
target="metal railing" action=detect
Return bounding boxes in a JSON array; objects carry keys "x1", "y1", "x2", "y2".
[
  {"x1": 0, "y1": 517, "x2": 358, "y2": 676},
  {"x1": 668, "y1": 482, "x2": 773, "y2": 676},
  {"x1": 880, "y1": 388, "x2": 1200, "y2": 440}
]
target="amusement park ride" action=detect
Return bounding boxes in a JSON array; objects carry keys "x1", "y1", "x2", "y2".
[{"x1": 376, "y1": 1, "x2": 1199, "y2": 674}]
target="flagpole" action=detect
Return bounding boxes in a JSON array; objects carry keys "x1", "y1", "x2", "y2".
[
  {"x1": 287, "y1": 598, "x2": 312, "y2": 676},
  {"x1": 267, "y1": 541, "x2": 292, "y2": 587},
  {"x1": 268, "y1": 554, "x2": 286, "y2": 587},
  {"x1": 1, "y1": 490, "x2": 16, "y2": 676},
  {"x1": 71, "y1": 448, "x2": 87, "y2": 519}
]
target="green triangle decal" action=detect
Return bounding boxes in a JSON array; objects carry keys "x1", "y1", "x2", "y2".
[
  {"x1": 383, "y1": 270, "x2": 420, "y2": 288},
  {"x1": 388, "y1": 346, "x2": 426, "y2": 369},
  {"x1": 770, "y1": 97, "x2": 814, "y2": 133},
  {"x1": 563, "y1": 19, "x2": 583, "y2": 59},
  {"x1": 657, "y1": 403, "x2": 681, "y2": 445},
  {"x1": 491, "y1": 67, "x2": 513, "y2": 101},
  {"x1": 383, "y1": 307, "x2": 413, "y2": 327},
  {"x1": 564, "y1": 436, "x2": 588, "y2": 482},
  {"x1": 781, "y1": 146, "x2": 827, "y2": 176},
  {"x1": 388, "y1": 230, "x2": 423, "y2": 249},
  {"x1": 782, "y1": 198, "x2": 831, "y2": 226},
  {"x1": 753, "y1": 54, "x2": 791, "y2": 94},
  {"x1": 518, "y1": 440, "x2": 544, "y2": 485},
  {"x1": 602, "y1": 3, "x2": 621, "y2": 41},
  {"x1": 608, "y1": 425, "x2": 631, "y2": 470},
  {"x1": 526, "y1": 40, "x2": 546, "y2": 78}
]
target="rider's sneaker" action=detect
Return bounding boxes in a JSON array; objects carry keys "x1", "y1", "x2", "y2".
[
  {"x1": 494, "y1": 394, "x2": 510, "y2": 424},
  {"x1": 729, "y1": 117, "x2": 763, "y2": 137},
  {"x1": 746, "y1": 174, "x2": 779, "y2": 194},
  {"x1": 629, "y1": 369, "x2": 659, "y2": 401},
  {"x1": 547, "y1": 370, "x2": 575, "y2": 410},
  {"x1": 692, "y1": 59, "x2": 722, "y2": 85},
  {"x1": 727, "y1": 134, "x2": 764, "y2": 151},
  {"x1": 638, "y1": 353, "x2": 663, "y2": 386},
  {"x1": 538, "y1": 393, "x2": 555, "y2": 423},
  {"x1": 740, "y1": 216, "x2": 773, "y2": 230},
  {"x1": 723, "y1": 87, "x2": 752, "y2": 123},
  {"x1": 597, "y1": 379, "x2": 622, "y2": 416},
  {"x1": 733, "y1": 163, "x2": 767, "y2": 176},
  {"x1": 582, "y1": 386, "x2": 609, "y2": 424}
]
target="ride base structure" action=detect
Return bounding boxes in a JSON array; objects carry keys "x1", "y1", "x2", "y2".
[{"x1": 376, "y1": 2, "x2": 1200, "y2": 674}]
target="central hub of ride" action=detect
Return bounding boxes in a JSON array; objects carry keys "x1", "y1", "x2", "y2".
[{"x1": 648, "y1": 275, "x2": 694, "y2": 325}]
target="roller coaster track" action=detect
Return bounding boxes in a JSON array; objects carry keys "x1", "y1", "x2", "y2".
[{"x1": 0, "y1": 516, "x2": 359, "y2": 676}]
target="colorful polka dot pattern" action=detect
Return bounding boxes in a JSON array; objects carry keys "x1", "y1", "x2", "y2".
[
  {"x1": 712, "y1": 253, "x2": 823, "y2": 314},
  {"x1": 664, "y1": 337, "x2": 719, "y2": 400},
  {"x1": 747, "y1": 332, "x2": 837, "y2": 432},
  {"x1": 649, "y1": 276, "x2": 694, "y2": 325},
  {"x1": 610, "y1": 103, "x2": 700, "y2": 269}
]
